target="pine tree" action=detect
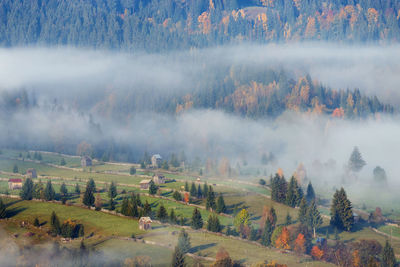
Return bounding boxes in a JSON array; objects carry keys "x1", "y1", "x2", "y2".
[
  {"x1": 191, "y1": 208, "x2": 203, "y2": 229},
  {"x1": 184, "y1": 181, "x2": 189, "y2": 192},
  {"x1": 130, "y1": 199, "x2": 139, "y2": 218},
  {"x1": 261, "y1": 218, "x2": 273, "y2": 246},
  {"x1": 286, "y1": 176, "x2": 299, "y2": 207},
  {"x1": 20, "y1": 178, "x2": 34, "y2": 200},
  {"x1": 108, "y1": 181, "x2": 117, "y2": 199},
  {"x1": 206, "y1": 186, "x2": 216, "y2": 211},
  {"x1": 13, "y1": 164, "x2": 18, "y2": 173},
  {"x1": 0, "y1": 198, "x2": 6, "y2": 218},
  {"x1": 348, "y1": 146, "x2": 366, "y2": 172},
  {"x1": 75, "y1": 183, "x2": 80, "y2": 194},
  {"x1": 157, "y1": 204, "x2": 168, "y2": 222},
  {"x1": 60, "y1": 182, "x2": 68, "y2": 197},
  {"x1": 382, "y1": 240, "x2": 396, "y2": 267},
  {"x1": 109, "y1": 198, "x2": 115, "y2": 210},
  {"x1": 50, "y1": 211, "x2": 60, "y2": 235},
  {"x1": 207, "y1": 214, "x2": 221, "y2": 232},
  {"x1": 306, "y1": 199, "x2": 322, "y2": 238},
  {"x1": 216, "y1": 194, "x2": 226, "y2": 213},
  {"x1": 120, "y1": 197, "x2": 129, "y2": 215},
  {"x1": 197, "y1": 184, "x2": 202, "y2": 198},
  {"x1": 330, "y1": 188, "x2": 354, "y2": 231},
  {"x1": 170, "y1": 209, "x2": 177, "y2": 224},
  {"x1": 149, "y1": 180, "x2": 158, "y2": 195},
  {"x1": 33, "y1": 217, "x2": 40, "y2": 227},
  {"x1": 298, "y1": 197, "x2": 308, "y2": 225},
  {"x1": 173, "y1": 190, "x2": 182, "y2": 201},
  {"x1": 285, "y1": 212, "x2": 292, "y2": 226},
  {"x1": 171, "y1": 246, "x2": 185, "y2": 267},
  {"x1": 190, "y1": 182, "x2": 197, "y2": 197},
  {"x1": 143, "y1": 200, "x2": 152, "y2": 217},
  {"x1": 177, "y1": 229, "x2": 191, "y2": 254},
  {"x1": 44, "y1": 180, "x2": 56, "y2": 201},
  {"x1": 83, "y1": 180, "x2": 95, "y2": 208},
  {"x1": 129, "y1": 166, "x2": 136, "y2": 175},
  {"x1": 203, "y1": 182, "x2": 208, "y2": 197},
  {"x1": 306, "y1": 182, "x2": 316, "y2": 204},
  {"x1": 95, "y1": 193, "x2": 102, "y2": 211}
]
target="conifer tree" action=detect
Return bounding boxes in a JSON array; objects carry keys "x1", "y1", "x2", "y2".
[
  {"x1": 261, "y1": 218, "x2": 273, "y2": 246},
  {"x1": 60, "y1": 158, "x2": 66, "y2": 166},
  {"x1": 60, "y1": 182, "x2": 68, "y2": 197},
  {"x1": 83, "y1": 180, "x2": 95, "y2": 207},
  {"x1": 177, "y1": 229, "x2": 191, "y2": 254},
  {"x1": 285, "y1": 212, "x2": 292, "y2": 226},
  {"x1": 206, "y1": 186, "x2": 216, "y2": 211},
  {"x1": 130, "y1": 199, "x2": 139, "y2": 218},
  {"x1": 306, "y1": 182, "x2": 316, "y2": 204},
  {"x1": 381, "y1": 240, "x2": 396, "y2": 267},
  {"x1": 203, "y1": 182, "x2": 208, "y2": 197},
  {"x1": 173, "y1": 190, "x2": 182, "y2": 201},
  {"x1": 143, "y1": 200, "x2": 152, "y2": 217},
  {"x1": 95, "y1": 193, "x2": 102, "y2": 211},
  {"x1": 75, "y1": 183, "x2": 80, "y2": 194},
  {"x1": 33, "y1": 217, "x2": 40, "y2": 227},
  {"x1": 0, "y1": 198, "x2": 6, "y2": 218},
  {"x1": 171, "y1": 246, "x2": 185, "y2": 267},
  {"x1": 120, "y1": 197, "x2": 129, "y2": 215},
  {"x1": 330, "y1": 187, "x2": 354, "y2": 231},
  {"x1": 108, "y1": 181, "x2": 117, "y2": 199},
  {"x1": 207, "y1": 214, "x2": 221, "y2": 232},
  {"x1": 149, "y1": 180, "x2": 158, "y2": 195},
  {"x1": 44, "y1": 180, "x2": 56, "y2": 201},
  {"x1": 170, "y1": 208, "x2": 177, "y2": 224},
  {"x1": 109, "y1": 198, "x2": 115, "y2": 210},
  {"x1": 156, "y1": 204, "x2": 168, "y2": 222},
  {"x1": 348, "y1": 146, "x2": 366, "y2": 172},
  {"x1": 50, "y1": 211, "x2": 60, "y2": 235},
  {"x1": 197, "y1": 184, "x2": 202, "y2": 198},
  {"x1": 216, "y1": 194, "x2": 226, "y2": 213},
  {"x1": 286, "y1": 176, "x2": 299, "y2": 207},
  {"x1": 298, "y1": 197, "x2": 308, "y2": 225},
  {"x1": 190, "y1": 182, "x2": 196, "y2": 197},
  {"x1": 20, "y1": 178, "x2": 34, "y2": 200},
  {"x1": 191, "y1": 208, "x2": 203, "y2": 229},
  {"x1": 184, "y1": 181, "x2": 189, "y2": 192},
  {"x1": 306, "y1": 199, "x2": 322, "y2": 238}
]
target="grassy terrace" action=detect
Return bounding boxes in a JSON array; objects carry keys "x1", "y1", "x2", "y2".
[{"x1": 0, "y1": 198, "x2": 334, "y2": 267}]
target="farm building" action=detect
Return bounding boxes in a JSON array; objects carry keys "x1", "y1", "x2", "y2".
[
  {"x1": 153, "y1": 174, "x2": 166, "y2": 184},
  {"x1": 151, "y1": 154, "x2": 162, "y2": 168},
  {"x1": 140, "y1": 179, "x2": 152, "y2": 190},
  {"x1": 26, "y1": 168, "x2": 37, "y2": 178},
  {"x1": 139, "y1": 217, "x2": 152, "y2": 230},
  {"x1": 8, "y1": 178, "x2": 23, "y2": 190},
  {"x1": 81, "y1": 156, "x2": 92, "y2": 167}
]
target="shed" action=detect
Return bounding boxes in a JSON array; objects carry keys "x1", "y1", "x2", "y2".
[
  {"x1": 26, "y1": 168, "x2": 37, "y2": 178},
  {"x1": 153, "y1": 174, "x2": 166, "y2": 184},
  {"x1": 140, "y1": 179, "x2": 152, "y2": 190},
  {"x1": 139, "y1": 217, "x2": 152, "y2": 230},
  {"x1": 81, "y1": 156, "x2": 92, "y2": 167},
  {"x1": 8, "y1": 178, "x2": 23, "y2": 190}
]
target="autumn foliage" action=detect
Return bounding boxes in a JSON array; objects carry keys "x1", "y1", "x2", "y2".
[
  {"x1": 293, "y1": 233, "x2": 306, "y2": 254},
  {"x1": 311, "y1": 245, "x2": 324, "y2": 260},
  {"x1": 275, "y1": 227, "x2": 290, "y2": 250}
]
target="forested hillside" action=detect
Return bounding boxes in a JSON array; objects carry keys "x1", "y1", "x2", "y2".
[{"x1": 0, "y1": 0, "x2": 399, "y2": 51}]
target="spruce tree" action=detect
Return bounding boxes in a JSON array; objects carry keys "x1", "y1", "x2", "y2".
[
  {"x1": 203, "y1": 182, "x2": 208, "y2": 198},
  {"x1": 60, "y1": 182, "x2": 68, "y2": 197},
  {"x1": 286, "y1": 176, "x2": 299, "y2": 207},
  {"x1": 207, "y1": 214, "x2": 221, "y2": 232},
  {"x1": 83, "y1": 180, "x2": 95, "y2": 207},
  {"x1": 191, "y1": 208, "x2": 203, "y2": 229},
  {"x1": 130, "y1": 199, "x2": 139, "y2": 218},
  {"x1": 330, "y1": 188, "x2": 354, "y2": 231},
  {"x1": 143, "y1": 201, "x2": 152, "y2": 217},
  {"x1": 261, "y1": 218, "x2": 273, "y2": 246},
  {"x1": 306, "y1": 182, "x2": 316, "y2": 204},
  {"x1": 190, "y1": 182, "x2": 197, "y2": 197},
  {"x1": 171, "y1": 246, "x2": 185, "y2": 267},
  {"x1": 382, "y1": 240, "x2": 396, "y2": 267},
  {"x1": 173, "y1": 190, "x2": 182, "y2": 201},
  {"x1": 50, "y1": 211, "x2": 60, "y2": 235},
  {"x1": 206, "y1": 186, "x2": 216, "y2": 211},
  {"x1": 197, "y1": 184, "x2": 202, "y2": 198},
  {"x1": 285, "y1": 212, "x2": 292, "y2": 226},
  {"x1": 348, "y1": 146, "x2": 366, "y2": 172},
  {"x1": 120, "y1": 197, "x2": 129, "y2": 215},
  {"x1": 44, "y1": 180, "x2": 56, "y2": 201},
  {"x1": 170, "y1": 209, "x2": 177, "y2": 224},
  {"x1": 75, "y1": 183, "x2": 80, "y2": 194},
  {"x1": 177, "y1": 229, "x2": 191, "y2": 254},
  {"x1": 156, "y1": 204, "x2": 168, "y2": 222},
  {"x1": 149, "y1": 180, "x2": 158, "y2": 195},
  {"x1": 216, "y1": 194, "x2": 226, "y2": 213},
  {"x1": 184, "y1": 181, "x2": 189, "y2": 192},
  {"x1": 20, "y1": 178, "x2": 34, "y2": 200},
  {"x1": 108, "y1": 181, "x2": 117, "y2": 199},
  {"x1": 298, "y1": 197, "x2": 308, "y2": 225},
  {"x1": 33, "y1": 217, "x2": 40, "y2": 227},
  {"x1": 306, "y1": 199, "x2": 322, "y2": 238},
  {"x1": 60, "y1": 158, "x2": 66, "y2": 166},
  {"x1": 109, "y1": 198, "x2": 115, "y2": 210},
  {"x1": 0, "y1": 198, "x2": 6, "y2": 218}
]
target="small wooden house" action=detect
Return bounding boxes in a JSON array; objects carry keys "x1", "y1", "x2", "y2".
[
  {"x1": 151, "y1": 154, "x2": 162, "y2": 168},
  {"x1": 8, "y1": 178, "x2": 23, "y2": 190},
  {"x1": 153, "y1": 174, "x2": 166, "y2": 184},
  {"x1": 26, "y1": 168, "x2": 37, "y2": 178},
  {"x1": 81, "y1": 156, "x2": 92, "y2": 167},
  {"x1": 140, "y1": 179, "x2": 152, "y2": 190},
  {"x1": 139, "y1": 217, "x2": 152, "y2": 230}
]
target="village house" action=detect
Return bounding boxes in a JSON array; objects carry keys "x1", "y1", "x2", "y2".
[
  {"x1": 139, "y1": 179, "x2": 152, "y2": 190},
  {"x1": 8, "y1": 178, "x2": 23, "y2": 190},
  {"x1": 153, "y1": 174, "x2": 166, "y2": 184},
  {"x1": 151, "y1": 154, "x2": 162, "y2": 168},
  {"x1": 139, "y1": 217, "x2": 152, "y2": 230},
  {"x1": 26, "y1": 168, "x2": 37, "y2": 178},
  {"x1": 81, "y1": 156, "x2": 92, "y2": 167}
]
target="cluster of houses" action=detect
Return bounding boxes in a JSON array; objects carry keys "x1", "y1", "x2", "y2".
[{"x1": 8, "y1": 168, "x2": 37, "y2": 190}]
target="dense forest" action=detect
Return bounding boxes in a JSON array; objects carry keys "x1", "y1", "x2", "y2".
[{"x1": 0, "y1": 0, "x2": 399, "y2": 51}]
